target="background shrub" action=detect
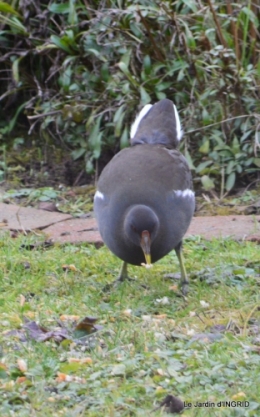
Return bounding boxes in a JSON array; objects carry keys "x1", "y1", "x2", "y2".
[{"x1": 0, "y1": 0, "x2": 260, "y2": 192}]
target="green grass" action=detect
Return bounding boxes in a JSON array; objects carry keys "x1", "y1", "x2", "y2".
[{"x1": 0, "y1": 233, "x2": 260, "y2": 416}]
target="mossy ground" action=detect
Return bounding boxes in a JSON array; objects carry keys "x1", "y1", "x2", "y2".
[{"x1": 0, "y1": 232, "x2": 259, "y2": 416}]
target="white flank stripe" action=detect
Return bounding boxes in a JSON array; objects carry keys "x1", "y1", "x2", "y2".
[
  {"x1": 174, "y1": 189, "x2": 194, "y2": 198},
  {"x1": 173, "y1": 104, "x2": 183, "y2": 141},
  {"x1": 94, "y1": 190, "x2": 105, "y2": 200},
  {"x1": 130, "y1": 104, "x2": 153, "y2": 139}
]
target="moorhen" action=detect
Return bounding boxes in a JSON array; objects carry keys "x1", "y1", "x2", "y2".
[{"x1": 94, "y1": 99, "x2": 195, "y2": 295}]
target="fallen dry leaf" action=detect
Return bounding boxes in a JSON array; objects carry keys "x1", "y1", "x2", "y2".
[
  {"x1": 232, "y1": 392, "x2": 246, "y2": 400},
  {"x1": 16, "y1": 376, "x2": 27, "y2": 384},
  {"x1": 5, "y1": 320, "x2": 69, "y2": 344},
  {"x1": 153, "y1": 314, "x2": 167, "y2": 319},
  {"x1": 1, "y1": 381, "x2": 15, "y2": 390},
  {"x1": 122, "y1": 309, "x2": 132, "y2": 317},
  {"x1": 5, "y1": 316, "x2": 103, "y2": 344},
  {"x1": 56, "y1": 372, "x2": 86, "y2": 383},
  {"x1": 75, "y1": 316, "x2": 101, "y2": 333},
  {"x1": 48, "y1": 397, "x2": 56, "y2": 403},
  {"x1": 169, "y1": 285, "x2": 178, "y2": 291},
  {"x1": 55, "y1": 372, "x2": 67, "y2": 382},
  {"x1": 157, "y1": 368, "x2": 165, "y2": 376},
  {"x1": 60, "y1": 315, "x2": 80, "y2": 321},
  {"x1": 25, "y1": 311, "x2": 35, "y2": 319},
  {"x1": 20, "y1": 295, "x2": 26, "y2": 306},
  {"x1": 6, "y1": 315, "x2": 102, "y2": 347},
  {"x1": 17, "y1": 359, "x2": 27, "y2": 373},
  {"x1": 0, "y1": 362, "x2": 8, "y2": 370},
  {"x1": 26, "y1": 320, "x2": 69, "y2": 342},
  {"x1": 68, "y1": 357, "x2": 93, "y2": 364},
  {"x1": 62, "y1": 264, "x2": 77, "y2": 271}
]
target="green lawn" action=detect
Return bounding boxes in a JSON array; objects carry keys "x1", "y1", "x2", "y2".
[{"x1": 0, "y1": 233, "x2": 259, "y2": 416}]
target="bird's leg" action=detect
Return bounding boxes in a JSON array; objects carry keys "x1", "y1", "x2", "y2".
[
  {"x1": 103, "y1": 261, "x2": 134, "y2": 291},
  {"x1": 117, "y1": 261, "x2": 129, "y2": 282},
  {"x1": 175, "y1": 242, "x2": 189, "y2": 296},
  {"x1": 117, "y1": 261, "x2": 148, "y2": 288}
]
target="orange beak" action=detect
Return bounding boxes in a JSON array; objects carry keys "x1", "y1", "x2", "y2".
[{"x1": 140, "y1": 230, "x2": 151, "y2": 265}]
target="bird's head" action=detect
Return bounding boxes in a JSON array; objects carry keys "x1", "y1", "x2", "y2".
[{"x1": 124, "y1": 205, "x2": 159, "y2": 265}]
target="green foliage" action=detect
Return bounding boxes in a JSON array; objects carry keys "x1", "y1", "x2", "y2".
[
  {"x1": 0, "y1": 0, "x2": 259, "y2": 187},
  {"x1": 3, "y1": 187, "x2": 58, "y2": 201}
]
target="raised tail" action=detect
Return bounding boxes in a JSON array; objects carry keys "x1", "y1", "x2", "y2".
[{"x1": 130, "y1": 99, "x2": 183, "y2": 148}]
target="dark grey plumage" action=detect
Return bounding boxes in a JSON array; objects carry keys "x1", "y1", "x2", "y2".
[{"x1": 94, "y1": 99, "x2": 195, "y2": 294}]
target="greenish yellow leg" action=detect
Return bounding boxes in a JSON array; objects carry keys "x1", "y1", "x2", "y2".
[
  {"x1": 103, "y1": 261, "x2": 129, "y2": 291},
  {"x1": 175, "y1": 244, "x2": 189, "y2": 296},
  {"x1": 117, "y1": 261, "x2": 128, "y2": 282}
]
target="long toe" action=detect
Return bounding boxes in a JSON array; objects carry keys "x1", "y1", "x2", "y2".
[{"x1": 180, "y1": 280, "x2": 189, "y2": 297}]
